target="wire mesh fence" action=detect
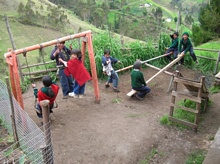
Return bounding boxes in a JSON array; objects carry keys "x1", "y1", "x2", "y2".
[{"x1": 0, "y1": 79, "x2": 54, "y2": 163}]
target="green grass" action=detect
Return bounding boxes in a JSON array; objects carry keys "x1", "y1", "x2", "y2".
[
  {"x1": 185, "y1": 150, "x2": 206, "y2": 164},
  {"x1": 139, "y1": 148, "x2": 158, "y2": 164},
  {"x1": 209, "y1": 86, "x2": 220, "y2": 94}
]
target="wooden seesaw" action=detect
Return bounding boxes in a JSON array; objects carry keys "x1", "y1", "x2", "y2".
[{"x1": 127, "y1": 54, "x2": 183, "y2": 97}]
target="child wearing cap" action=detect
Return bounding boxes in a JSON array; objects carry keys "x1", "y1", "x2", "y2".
[
  {"x1": 165, "y1": 32, "x2": 179, "y2": 62},
  {"x1": 178, "y1": 32, "x2": 198, "y2": 64},
  {"x1": 131, "y1": 61, "x2": 151, "y2": 100}
]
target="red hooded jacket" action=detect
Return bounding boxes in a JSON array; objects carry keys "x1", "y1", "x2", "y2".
[
  {"x1": 64, "y1": 59, "x2": 91, "y2": 86},
  {"x1": 38, "y1": 84, "x2": 59, "y2": 106}
]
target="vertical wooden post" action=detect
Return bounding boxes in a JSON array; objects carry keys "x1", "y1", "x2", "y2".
[
  {"x1": 4, "y1": 15, "x2": 23, "y2": 82},
  {"x1": 169, "y1": 71, "x2": 180, "y2": 117},
  {"x1": 86, "y1": 32, "x2": 100, "y2": 103},
  {"x1": 214, "y1": 51, "x2": 220, "y2": 74},
  {"x1": 40, "y1": 100, "x2": 54, "y2": 164},
  {"x1": 81, "y1": 37, "x2": 87, "y2": 64},
  {"x1": 11, "y1": 52, "x2": 24, "y2": 109},
  {"x1": 5, "y1": 77, "x2": 19, "y2": 147}
]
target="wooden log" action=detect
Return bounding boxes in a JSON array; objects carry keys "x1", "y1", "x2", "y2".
[
  {"x1": 196, "y1": 55, "x2": 216, "y2": 61},
  {"x1": 214, "y1": 51, "x2": 220, "y2": 74},
  {"x1": 144, "y1": 63, "x2": 173, "y2": 76},
  {"x1": 127, "y1": 55, "x2": 183, "y2": 96},
  {"x1": 194, "y1": 48, "x2": 219, "y2": 52},
  {"x1": 116, "y1": 53, "x2": 169, "y2": 73},
  {"x1": 22, "y1": 68, "x2": 57, "y2": 76},
  {"x1": 21, "y1": 61, "x2": 55, "y2": 69}
]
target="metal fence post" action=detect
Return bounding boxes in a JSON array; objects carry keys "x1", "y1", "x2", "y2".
[
  {"x1": 40, "y1": 100, "x2": 54, "y2": 164},
  {"x1": 214, "y1": 51, "x2": 220, "y2": 74},
  {"x1": 5, "y1": 77, "x2": 19, "y2": 147}
]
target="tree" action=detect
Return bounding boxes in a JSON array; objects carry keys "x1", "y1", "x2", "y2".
[
  {"x1": 154, "y1": 7, "x2": 163, "y2": 24},
  {"x1": 17, "y1": 2, "x2": 24, "y2": 14}
]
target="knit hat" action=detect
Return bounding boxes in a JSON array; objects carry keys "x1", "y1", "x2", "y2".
[
  {"x1": 170, "y1": 32, "x2": 179, "y2": 39},
  {"x1": 133, "y1": 61, "x2": 142, "y2": 69},
  {"x1": 182, "y1": 32, "x2": 189, "y2": 37}
]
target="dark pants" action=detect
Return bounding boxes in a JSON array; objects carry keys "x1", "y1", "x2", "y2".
[
  {"x1": 133, "y1": 86, "x2": 151, "y2": 98},
  {"x1": 59, "y1": 69, "x2": 74, "y2": 96},
  {"x1": 74, "y1": 81, "x2": 86, "y2": 95},
  {"x1": 36, "y1": 103, "x2": 54, "y2": 118},
  {"x1": 180, "y1": 47, "x2": 197, "y2": 64},
  {"x1": 166, "y1": 48, "x2": 178, "y2": 61}
]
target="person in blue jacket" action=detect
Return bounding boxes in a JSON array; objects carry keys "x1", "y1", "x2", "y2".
[
  {"x1": 102, "y1": 49, "x2": 121, "y2": 92},
  {"x1": 50, "y1": 41, "x2": 74, "y2": 99}
]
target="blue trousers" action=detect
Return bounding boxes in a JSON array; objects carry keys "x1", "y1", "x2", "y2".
[
  {"x1": 107, "y1": 70, "x2": 119, "y2": 88},
  {"x1": 166, "y1": 48, "x2": 178, "y2": 60},
  {"x1": 59, "y1": 69, "x2": 74, "y2": 96},
  {"x1": 180, "y1": 47, "x2": 197, "y2": 64},
  {"x1": 133, "y1": 86, "x2": 151, "y2": 98},
  {"x1": 74, "y1": 81, "x2": 86, "y2": 94}
]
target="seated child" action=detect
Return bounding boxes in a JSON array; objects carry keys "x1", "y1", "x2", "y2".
[
  {"x1": 178, "y1": 32, "x2": 198, "y2": 65},
  {"x1": 165, "y1": 32, "x2": 179, "y2": 62},
  {"x1": 131, "y1": 61, "x2": 151, "y2": 100},
  {"x1": 59, "y1": 49, "x2": 91, "y2": 98},
  {"x1": 32, "y1": 75, "x2": 59, "y2": 118}
]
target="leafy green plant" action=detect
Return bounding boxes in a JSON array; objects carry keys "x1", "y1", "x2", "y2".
[
  {"x1": 160, "y1": 114, "x2": 170, "y2": 125},
  {"x1": 185, "y1": 150, "x2": 206, "y2": 164},
  {"x1": 20, "y1": 76, "x2": 31, "y2": 93},
  {"x1": 209, "y1": 86, "x2": 220, "y2": 94}
]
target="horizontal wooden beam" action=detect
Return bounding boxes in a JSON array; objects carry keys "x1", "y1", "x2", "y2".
[
  {"x1": 194, "y1": 48, "x2": 219, "y2": 52},
  {"x1": 169, "y1": 116, "x2": 197, "y2": 128},
  {"x1": 174, "y1": 77, "x2": 202, "y2": 88},
  {"x1": 172, "y1": 91, "x2": 202, "y2": 103},
  {"x1": 21, "y1": 61, "x2": 55, "y2": 69},
  {"x1": 196, "y1": 55, "x2": 216, "y2": 61},
  {"x1": 22, "y1": 68, "x2": 57, "y2": 76},
  {"x1": 170, "y1": 103, "x2": 199, "y2": 114}
]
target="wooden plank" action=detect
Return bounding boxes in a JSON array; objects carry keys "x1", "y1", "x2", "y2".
[
  {"x1": 169, "y1": 116, "x2": 197, "y2": 128},
  {"x1": 116, "y1": 53, "x2": 169, "y2": 73},
  {"x1": 21, "y1": 61, "x2": 55, "y2": 69},
  {"x1": 126, "y1": 89, "x2": 137, "y2": 96},
  {"x1": 172, "y1": 91, "x2": 202, "y2": 103},
  {"x1": 22, "y1": 68, "x2": 57, "y2": 76},
  {"x1": 173, "y1": 78, "x2": 202, "y2": 88},
  {"x1": 127, "y1": 55, "x2": 183, "y2": 96},
  {"x1": 194, "y1": 48, "x2": 219, "y2": 52},
  {"x1": 144, "y1": 63, "x2": 173, "y2": 76},
  {"x1": 170, "y1": 103, "x2": 199, "y2": 114},
  {"x1": 215, "y1": 72, "x2": 220, "y2": 79}
]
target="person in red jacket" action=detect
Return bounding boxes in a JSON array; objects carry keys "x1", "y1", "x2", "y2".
[
  {"x1": 59, "y1": 49, "x2": 91, "y2": 98},
  {"x1": 32, "y1": 75, "x2": 59, "y2": 118}
]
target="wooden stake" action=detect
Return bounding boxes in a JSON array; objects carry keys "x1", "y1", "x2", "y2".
[
  {"x1": 214, "y1": 51, "x2": 220, "y2": 74},
  {"x1": 5, "y1": 77, "x2": 19, "y2": 147}
]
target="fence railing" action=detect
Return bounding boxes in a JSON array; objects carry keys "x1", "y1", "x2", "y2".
[{"x1": 0, "y1": 79, "x2": 54, "y2": 163}]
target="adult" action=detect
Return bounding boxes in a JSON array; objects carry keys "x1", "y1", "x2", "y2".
[{"x1": 50, "y1": 41, "x2": 74, "y2": 99}]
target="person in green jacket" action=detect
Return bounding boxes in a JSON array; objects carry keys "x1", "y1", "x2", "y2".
[
  {"x1": 165, "y1": 32, "x2": 179, "y2": 62},
  {"x1": 131, "y1": 60, "x2": 151, "y2": 100},
  {"x1": 178, "y1": 32, "x2": 198, "y2": 64}
]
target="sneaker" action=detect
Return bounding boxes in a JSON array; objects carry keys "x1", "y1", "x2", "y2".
[
  {"x1": 113, "y1": 87, "x2": 120, "y2": 92},
  {"x1": 135, "y1": 94, "x2": 143, "y2": 101},
  {"x1": 69, "y1": 92, "x2": 79, "y2": 98},
  {"x1": 62, "y1": 95, "x2": 68, "y2": 99}
]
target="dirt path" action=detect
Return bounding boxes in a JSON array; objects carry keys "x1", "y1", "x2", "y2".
[{"x1": 23, "y1": 66, "x2": 220, "y2": 164}]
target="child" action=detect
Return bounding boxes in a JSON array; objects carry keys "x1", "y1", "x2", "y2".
[
  {"x1": 131, "y1": 60, "x2": 151, "y2": 100},
  {"x1": 59, "y1": 49, "x2": 91, "y2": 98},
  {"x1": 32, "y1": 75, "x2": 59, "y2": 118},
  {"x1": 178, "y1": 32, "x2": 198, "y2": 65},
  {"x1": 165, "y1": 32, "x2": 179, "y2": 62},
  {"x1": 102, "y1": 49, "x2": 121, "y2": 92}
]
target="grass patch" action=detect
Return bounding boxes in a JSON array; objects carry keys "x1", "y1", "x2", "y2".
[
  {"x1": 209, "y1": 86, "x2": 220, "y2": 94},
  {"x1": 160, "y1": 99, "x2": 210, "y2": 129},
  {"x1": 139, "y1": 148, "x2": 158, "y2": 164},
  {"x1": 185, "y1": 150, "x2": 206, "y2": 164}
]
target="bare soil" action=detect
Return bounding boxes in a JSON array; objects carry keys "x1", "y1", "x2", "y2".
[{"x1": 23, "y1": 66, "x2": 220, "y2": 164}]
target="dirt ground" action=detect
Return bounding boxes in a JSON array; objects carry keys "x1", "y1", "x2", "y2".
[{"x1": 23, "y1": 66, "x2": 220, "y2": 164}]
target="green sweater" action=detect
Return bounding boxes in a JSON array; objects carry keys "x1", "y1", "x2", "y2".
[
  {"x1": 169, "y1": 38, "x2": 179, "y2": 49},
  {"x1": 131, "y1": 69, "x2": 146, "y2": 88},
  {"x1": 178, "y1": 38, "x2": 193, "y2": 53}
]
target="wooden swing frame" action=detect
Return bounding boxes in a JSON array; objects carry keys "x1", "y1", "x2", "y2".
[{"x1": 4, "y1": 30, "x2": 100, "y2": 109}]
